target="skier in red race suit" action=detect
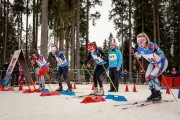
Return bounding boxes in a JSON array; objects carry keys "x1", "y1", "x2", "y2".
[
  {"x1": 17, "y1": 61, "x2": 26, "y2": 85},
  {"x1": 29, "y1": 49, "x2": 49, "y2": 89}
]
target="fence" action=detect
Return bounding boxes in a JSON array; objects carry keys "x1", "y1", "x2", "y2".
[
  {"x1": 0, "y1": 69, "x2": 146, "y2": 85},
  {"x1": 0, "y1": 69, "x2": 179, "y2": 87}
]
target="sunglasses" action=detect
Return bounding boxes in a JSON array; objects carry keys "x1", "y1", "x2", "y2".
[{"x1": 137, "y1": 37, "x2": 147, "y2": 43}]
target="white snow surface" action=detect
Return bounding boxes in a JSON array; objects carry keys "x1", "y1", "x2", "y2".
[{"x1": 0, "y1": 84, "x2": 180, "y2": 120}]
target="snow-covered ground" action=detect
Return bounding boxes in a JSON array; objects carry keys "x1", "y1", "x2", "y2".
[{"x1": 0, "y1": 84, "x2": 180, "y2": 120}]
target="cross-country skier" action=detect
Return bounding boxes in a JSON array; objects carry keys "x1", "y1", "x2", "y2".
[
  {"x1": 17, "y1": 61, "x2": 26, "y2": 85},
  {"x1": 29, "y1": 49, "x2": 49, "y2": 89},
  {"x1": 82, "y1": 42, "x2": 108, "y2": 95},
  {"x1": 130, "y1": 32, "x2": 168, "y2": 101},
  {"x1": 51, "y1": 45, "x2": 72, "y2": 91}
]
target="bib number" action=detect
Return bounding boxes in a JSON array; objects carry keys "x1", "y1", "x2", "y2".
[
  {"x1": 109, "y1": 54, "x2": 117, "y2": 61},
  {"x1": 147, "y1": 58, "x2": 155, "y2": 62}
]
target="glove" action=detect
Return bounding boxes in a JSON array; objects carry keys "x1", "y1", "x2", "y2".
[
  {"x1": 129, "y1": 47, "x2": 134, "y2": 54},
  {"x1": 49, "y1": 52, "x2": 55, "y2": 58},
  {"x1": 148, "y1": 45, "x2": 158, "y2": 52},
  {"x1": 29, "y1": 56, "x2": 32, "y2": 60},
  {"x1": 81, "y1": 60, "x2": 87, "y2": 65},
  {"x1": 80, "y1": 61, "x2": 85, "y2": 65},
  {"x1": 96, "y1": 53, "x2": 101, "y2": 57},
  {"x1": 59, "y1": 54, "x2": 63, "y2": 58}
]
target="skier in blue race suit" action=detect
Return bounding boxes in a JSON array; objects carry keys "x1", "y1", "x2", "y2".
[
  {"x1": 51, "y1": 45, "x2": 72, "y2": 91},
  {"x1": 83, "y1": 42, "x2": 108, "y2": 96},
  {"x1": 130, "y1": 32, "x2": 168, "y2": 101}
]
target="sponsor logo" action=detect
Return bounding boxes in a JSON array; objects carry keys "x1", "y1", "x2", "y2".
[{"x1": 7, "y1": 58, "x2": 17, "y2": 74}]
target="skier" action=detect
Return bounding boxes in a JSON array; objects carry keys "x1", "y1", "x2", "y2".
[
  {"x1": 51, "y1": 45, "x2": 72, "y2": 91},
  {"x1": 108, "y1": 42, "x2": 122, "y2": 92},
  {"x1": 17, "y1": 61, "x2": 26, "y2": 85},
  {"x1": 29, "y1": 49, "x2": 49, "y2": 89},
  {"x1": 82, "y1": 42, "x2": 108, "y2": 95},
  {"x1": 130, "y1": 32, "x2": 168, "y2": 101}
]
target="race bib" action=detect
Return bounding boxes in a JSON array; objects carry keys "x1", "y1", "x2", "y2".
[
  {"x1": 143, "y1": 54, "x2": 161, "y2": 63},
  {"x1": 92, "y1": 55, "x2": 103, "y2": 63},
  {"x1": 109, "y1": 54, "x2": 117, "y2": 62},
  {"x1": 37, "y1": 56, "x2": 47, "y2": 67},
  {"x1": 57, "y1": 58, "x2": 67, "y2": 66}
]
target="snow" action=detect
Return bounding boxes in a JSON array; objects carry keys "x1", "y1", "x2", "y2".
[{"x1": 0, "y1": 84, "x2": 180, "y2": 120}]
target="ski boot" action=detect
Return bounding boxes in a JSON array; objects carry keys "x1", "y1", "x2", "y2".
[
  {"x1": 147, "y1": 89, "x2": 155, "y2": 101},
  {"x1": 66, "y1": 84, "x2": 72, "y2": 91},
  {"x1": 152, "y1": 90, "x2": 162, "y2": 101},
  {"x1": 96, "y1": 87, "x2": 104, "y2": 96},
  {"x1": 56, "y1": 86, "x2": 63, "y2": 92},
  {"x1": 42, "y1": 85, "x2": 45, "y2": 89},
  {"x1": 90, "y1": 87, "x2": 98, "y2": 95},
  {"x1": 108, "y1": 89, "x2": 114, "y2": 92},
  {"x1": 39, "y1": 84, "x2": 43, "y2": 89}
]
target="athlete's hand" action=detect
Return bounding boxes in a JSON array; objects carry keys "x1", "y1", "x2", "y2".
[
  {"x1": 80, "y1": 60, "x2": 87, "y2": 65},
  {"x1": 129, "y1": 47, "x2": 134, "y2": 54},
  {"x1": 29, "y1": 56, "x2": 32, "y2": 60},
  {"x1": 50, "y1": 53, "x2": 55, "y2": 58},
  {"x1": 148, "y1": 45, "x2": 158, "y2": 52},
  {"x1": 96, "y1": 53, "x2": 101, "y2": 57}
]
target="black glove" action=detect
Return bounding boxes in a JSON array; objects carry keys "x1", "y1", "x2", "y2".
[
  {"x1": 80, "y1": 60, "x2": 87, "y2": 65},
  {"x1": 49, "y1": 52, "x2": 55, "y2": 58},
  {"x1": 80, "y1": 61, "x2": 84, "y2": 65},
  {"x1": 96, "y1": 53, "x2": 101, "y2": 57},
  {"x1": 59, "y1": 54, "x2": 63, "y2": 58}
]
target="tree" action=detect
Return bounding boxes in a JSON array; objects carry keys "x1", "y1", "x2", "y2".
[
  {"x1": 109, "y1": 0, "x2": 129, "y2": 71},
  {"x1": 153, "y1": 0, "x2": 157, "y2": 43},
  {"x1": 3, "y1": 0, "x2": 9, "y2": 63},
  {"x1": 40, "y1": 0, "x2": 48, "y2": 58},
  {"x1": 12, "y1": 0, "x2": 26, "y2": 49},
  {"x1": 128, "y1": 0, "x2": 132, "y2": 82},
  {"x1": 75, "y1": 0, "x2": 80, "y2": 79},
  {"x1": 25, "y1": 0, "x2": 29, "y2": 60}
]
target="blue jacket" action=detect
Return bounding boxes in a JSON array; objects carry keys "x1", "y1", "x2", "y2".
[{"x1": 108, "y1": 48, "x2": 122, "y2": 70}]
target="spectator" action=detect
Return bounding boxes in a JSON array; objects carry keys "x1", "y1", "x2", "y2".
[
  {"x1": 1, "y1": 60, "x2": 9, "y2": 85},
  {"x1": 119, "y1": 71, "x2": 124, "y2": 83},
  {"x1": 108, "y1": 42, "x2": 122, "y2": 92},
  {"x1": 132, "y1": 67, "x2": 137, "y2": 84},
  {"x1": 171, "y1": 68, "x2": 177, "y2": 87},
  {"x1": 47, "y1": 63, "x2": 53, "y2": 81},
  {"x1": 140, "y1": 70, "x2": 145, "y2": 84},
  {"x1": 171, "y1": 68, "x2": 177, "y2": 77},
  {"x1": 123, "y1": 69, "x2": 128, "y2": 83},
  {"x1": 11, "y1": 63, "x2": 19, "y2": 86},
  {"x1": 1, "y1": 61, "x2": 9, "y2": 78}
]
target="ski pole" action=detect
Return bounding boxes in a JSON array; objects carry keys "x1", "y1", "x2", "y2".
[
  {"x1": 152, "y1": 53, "x2": 178, "y2": 102},
  {"x1": 102, "y1": 64, "x2": 118, "y2": 92},
  {"x1": 45, "y1": 74, "x2": 53, "y2": 92},
  {"x1": 82, "y1": 64, "x2": 93, "y2": 80},
  {"x1": 97, "y1": 52, "x2": 118, "y2": 92},
  {"x1": 133, "y1": 53, "x2": 146, "y2": 73},
  {"x1": 28, "y1": 58, "x2": 39, "y2": 90},
  {"x1": 131, "y1": 42, "x2": 146, "y2": 73}
]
